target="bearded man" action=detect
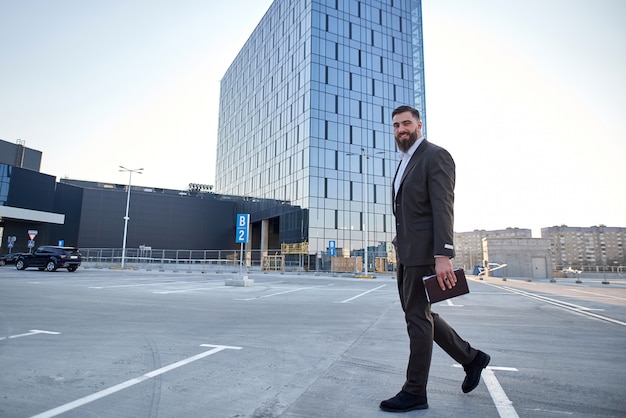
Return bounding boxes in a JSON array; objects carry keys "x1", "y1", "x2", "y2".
[{"x1": 380, "y1": 105, "x2": 491, "y2": 413}]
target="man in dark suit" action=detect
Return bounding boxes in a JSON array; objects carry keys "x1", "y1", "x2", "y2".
[{"x1": 380, "y1": 105, "x2": 490, "y2": 412}]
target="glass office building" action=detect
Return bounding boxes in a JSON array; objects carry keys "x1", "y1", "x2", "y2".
[{"x1": 215, "y1": 0, "x2": 426, "y2": 260}]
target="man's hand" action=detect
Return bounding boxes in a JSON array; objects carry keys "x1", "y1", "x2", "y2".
[{"x1": 435, "y1": 256, "x2": 456, "y2": 291}]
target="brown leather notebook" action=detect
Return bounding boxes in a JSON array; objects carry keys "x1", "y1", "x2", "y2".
[{"x1": 422, "y1": 268, "x2": 469, "y2": 303}]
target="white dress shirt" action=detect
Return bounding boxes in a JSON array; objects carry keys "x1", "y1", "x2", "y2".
[{"x1": 394, "y1": 136, "x2": 424, "y2": 196}]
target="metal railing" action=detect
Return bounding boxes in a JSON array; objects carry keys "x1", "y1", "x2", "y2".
[
  {"x1": 81, "y1": 248, "x2": 262, "y2": 271},
  {"x1": 554, "y1": 264, "x2": 624, "y2": 274},
  {"x1": 79, "y1": 248, "x2": 396, "y2": 273},
  {"x1": 76, "y1": 248, "x2": 626, "y2": 279},
  {"x1": 553, "y1": 264, "x2": 624, "y2": 280}
]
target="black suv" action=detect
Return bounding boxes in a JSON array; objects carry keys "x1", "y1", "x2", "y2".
[
  {"x1": 0, "y1": 253, "x2": 23, "y2": 266},
  {"x1": 16, "y1": 246, "x2": 82, "y2": 272}
]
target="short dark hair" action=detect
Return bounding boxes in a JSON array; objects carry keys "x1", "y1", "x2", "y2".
[{"x1": 392, "y1": 105, "x2": 420, "y2": 121}]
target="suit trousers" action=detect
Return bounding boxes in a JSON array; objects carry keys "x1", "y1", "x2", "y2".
[{"x1": 397, "y1": 263, "x2": 477, "y2": 396}]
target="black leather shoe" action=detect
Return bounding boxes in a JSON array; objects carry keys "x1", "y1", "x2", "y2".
[
  {"x1": 462, "y1": 350, "x2": 491, "y2": 393},
  {"x1": 380, "y1": 390, "x2": 428, "y2": 412}
]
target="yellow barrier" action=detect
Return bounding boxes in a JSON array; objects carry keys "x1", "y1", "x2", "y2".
[
  {"x1": 331, "y1": 256, "x2": 362, "y2": 272},
  {"x1": 262, "y1": 255, "x2": 285, "y2": 272},
  {"x1": 281, "y1": 242, "x2": 309, "y2": 255}
]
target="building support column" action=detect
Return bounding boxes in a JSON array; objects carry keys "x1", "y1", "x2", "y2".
[
  {"x1": 261, "y1": 219, "x2": 269, "y2": 257},
  {"x1": 245, "y1": 226, "x2": 253, "y2": 267}
]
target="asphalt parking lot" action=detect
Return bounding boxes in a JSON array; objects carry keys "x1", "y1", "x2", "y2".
[{"x1": 1, "y1": 266, "x2": 625, "y2": 418}]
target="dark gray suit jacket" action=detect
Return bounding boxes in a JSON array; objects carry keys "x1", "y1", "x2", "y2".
[{"x1": 393, "y1": 139, "x2": 456, "y2": 266}]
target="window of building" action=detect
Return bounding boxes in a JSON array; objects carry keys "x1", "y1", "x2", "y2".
[{"x1": 350, "y1": 211, "x2": 360, "y2": 231}]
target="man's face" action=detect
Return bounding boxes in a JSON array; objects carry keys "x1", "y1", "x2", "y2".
[{"x1": 393, "y1": 111, "x2": 422, "y2": 152}]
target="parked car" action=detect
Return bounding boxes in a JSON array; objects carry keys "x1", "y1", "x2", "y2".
[
  {"x1": 15, "y1": 246, "x2": 82, "y2": 272},
  {"x1": 0, "y1": 252, "x2": 23, "y2": 266}
]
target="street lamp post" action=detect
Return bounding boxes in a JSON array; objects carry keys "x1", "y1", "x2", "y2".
[
  {"x1": 362, "y1": 149, "x2": 369, "y2": 276},
  {"x1": 119, "y1": 166, "x2": 143, "y2": 269},
  {"x1": 347, "y1": 147, "x2": 383, "y2": 277}
]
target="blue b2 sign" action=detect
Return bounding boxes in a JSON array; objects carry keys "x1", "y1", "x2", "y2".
[{"x1": 235, "y1": 213, "x2": 250, "y2": 243}]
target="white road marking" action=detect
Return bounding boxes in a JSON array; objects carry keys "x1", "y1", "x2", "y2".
[
  {"x1": 153, "y1": 286, "x2": 226, "y2": 294},
  {"x1": 486, "y1": 366, "x2": 518, "y2": 372},
  {"x1": 453, "y1": 365, "x2": 519, "y2": 418},
  {"x1": 339, "y1": 284, "x2": 386, "y2": 303},
  {"x1": 0, "y1": 329, "x2": 61, "y2": 341},
  {"x1": 234, "y1": 284, "x2": 333, "y2": 301},
  {"x1": 570, "y1": 289, "x2": 626, "y2": 301},
  {"x1": 444, "y1": 298, "x2": 463, "y2": 307},
  {"x1": 29, "y1": 344, "x2": 242, "y2": 418},
  {"x1": 483, "y1": 368, "x2": 520, "y2": 418},
  {"x1": 485, "y1": 283, "x2": 626, "y2": 327},
  {"x1": 90, "y1": 280, "x2": 207, "y2": 289}
]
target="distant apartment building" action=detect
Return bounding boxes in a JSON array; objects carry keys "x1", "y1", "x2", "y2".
[
  {"x1": 454, "y1": 228, "x2": 532, "y2": 269},
  {"x1": 541, "y1": 225, "x2": 626, "y2": 268}
]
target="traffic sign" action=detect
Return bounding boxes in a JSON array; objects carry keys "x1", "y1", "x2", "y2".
[
  {"x1": 28, "y1": 230, "x2": 38, "y2": 240},
  {"x1": 235, "y1": 214, "x2": 250, "y2": 243},
  {"x1": 328, "y1": 240, "x2": 336, "y2": 256}
]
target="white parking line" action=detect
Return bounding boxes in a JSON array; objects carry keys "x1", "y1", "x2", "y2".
[
  {"x1": 571, "y1": 289, "x2": 626, "y2": 301},
  {"x1": 153, "y1": 286, "x2": 226, "y2": 294},
  {"x1": 444, "y1": 298, "x2": 463, "y2": 307},
  {"x1": 234, "y1": 284, "x2": 334, "y2": 301},
  {"x1": 90, "y1": 280, "x2": 209, "y2": 289},
  {"x1": 453, "y1": 365, "x2": 519, "y2": 418},
  {"x1": 338, "y1": 284, "x2": 386, "y2": 303},
  {"x1": 29, "y1": 344, "x2": 242, "y2": 418},
  {"x1": 495, "y1": 285, "x2": 626, "y2": 327},
  {"x1": 483, "y1": 368, "x2": 519, "y2": 418},
  {"x1": 0, "y1": 329, "x2": 61, "y2": 341}
]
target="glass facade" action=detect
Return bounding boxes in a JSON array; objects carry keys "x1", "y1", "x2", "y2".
[
  {"x1": 0, "y1": 163, "x2": 11, "y2": 206},
  {"x1": 215, "y1": 0, "x2": 426, "y2": 257}
]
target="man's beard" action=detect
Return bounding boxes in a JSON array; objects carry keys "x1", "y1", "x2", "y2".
[{"x1": 395, "y1": 128, "x2": 419, "y2": 153}]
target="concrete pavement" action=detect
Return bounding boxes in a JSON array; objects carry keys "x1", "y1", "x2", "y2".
[{"x1": 1, "y1": 267, "x2": 625, "y2": 417}]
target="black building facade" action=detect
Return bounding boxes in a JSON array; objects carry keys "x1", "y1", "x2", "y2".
[
  {"x1": 0, "y1": 139, "x2": 305, "y2": 256},
  {"x1": 0, "y1": 170, "x2": 305, "y2": 255},
  {"x1": 69, "y1": 182, "x2": 237, "y2": 250},
  {"x1": 0, "y1": 164, "x2": 73, "y2": 253}
]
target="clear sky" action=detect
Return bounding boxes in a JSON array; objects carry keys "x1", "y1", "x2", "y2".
[{"x1": 1, "y1": 0, "x2": 624, "y2": 237}]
